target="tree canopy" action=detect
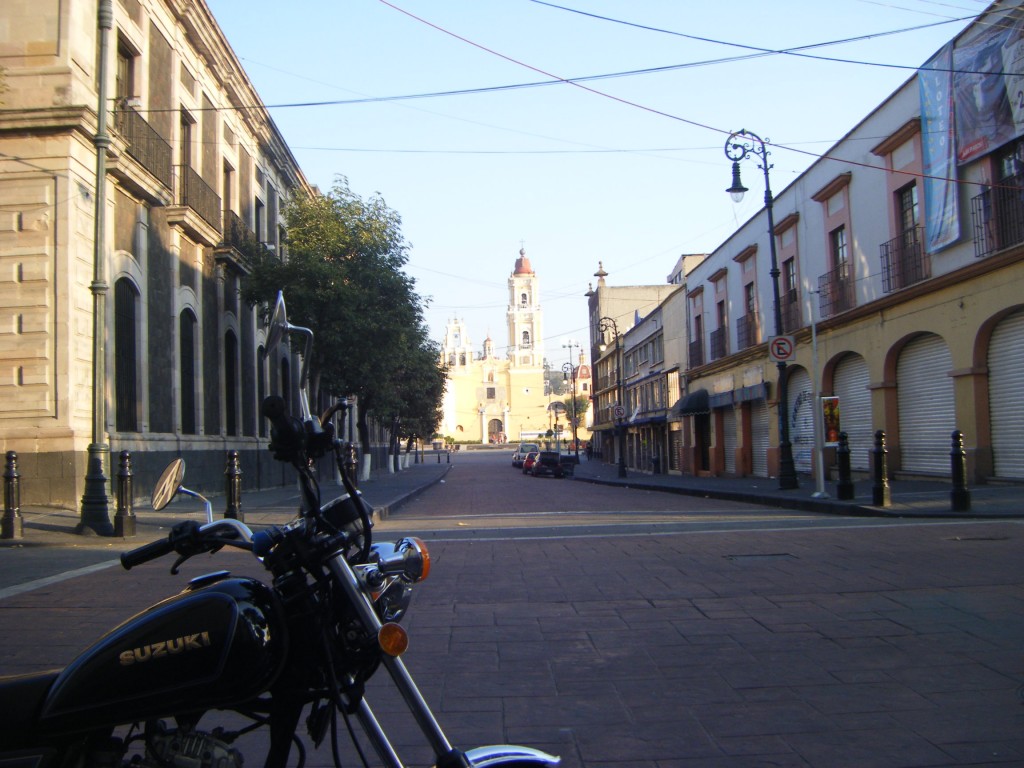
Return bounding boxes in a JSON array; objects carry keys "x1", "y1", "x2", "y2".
[{"x1": 242, "y1": 176, "x2": 445, "y2": 457}]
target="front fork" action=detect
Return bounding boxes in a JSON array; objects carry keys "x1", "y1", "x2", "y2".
[{"x1": 325, "y1": 554, "x2": 559, "y2": 767}]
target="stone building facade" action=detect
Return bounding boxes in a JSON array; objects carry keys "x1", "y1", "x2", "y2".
[{"x1": 0, "y1": 0, "x2": 312, "y2": 511}]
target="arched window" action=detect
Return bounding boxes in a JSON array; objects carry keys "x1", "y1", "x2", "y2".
[
  {"x1": 114, "y1": 278, "x2": 140, "y2": 432},
  {"x1": 520, "y1": 292, "x2": 528, "y2": 306},
  {"x1": 179, "y1": 309, "x2": 198, "y2": 434},
  {"x1": 459, "y1": 353, "x2": 466, "y2": 365},
  {"x1": 522, "y1": 330, "x2": 531, "y2": 349},
  {"x1": 224, "y1": 331, "x2": 238, "y2": 436}
]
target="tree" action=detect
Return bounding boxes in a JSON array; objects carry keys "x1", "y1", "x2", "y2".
[{"x1": 242, "y1": 176, "x2": 445, "y2": 468}]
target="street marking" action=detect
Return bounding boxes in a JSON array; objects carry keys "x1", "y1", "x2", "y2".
[
  {"x1": 0, "y1": 559, "x2": 119, "y2": 601},
  {"x1": 405, "y1": 518, "x2": 1022, "y2": 543}
]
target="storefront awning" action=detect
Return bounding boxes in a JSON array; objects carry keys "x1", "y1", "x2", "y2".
[{"x1": 676, "y1": 388, "x2": 710, "y2": 416}]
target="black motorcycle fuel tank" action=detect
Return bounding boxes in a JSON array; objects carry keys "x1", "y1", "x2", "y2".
[{"x1": 36, "y1": 574, "x2": 287, "y2": 734}]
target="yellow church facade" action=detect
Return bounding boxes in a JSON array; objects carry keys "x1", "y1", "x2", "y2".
[{"x1": 440, "y1": 250, "x2": 551, "y2": 444}]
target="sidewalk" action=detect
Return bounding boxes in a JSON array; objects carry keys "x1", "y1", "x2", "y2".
[
  {"x1": 570, "y1": 458, "x2": 1024, "y2": 518},
  {"x1": 0, "y1": 460, "x2": 453, "y2": 548}
]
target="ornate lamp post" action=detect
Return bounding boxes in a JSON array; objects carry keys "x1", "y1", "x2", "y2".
[
  {"x1": 562, "y1": 339, "x2": 581, "y2": 463},
  {"x1": 561, "y1": 361, "x2": 579, "y2": 463},
  {"x1": 79, "y1": 0, "x2": 116, "y2": 535},
  {"x1": 598, "y1": 317, "x2": 627, "y2": 478},
  {"x1": 725, "y1": 128, "x2": 798, "y2": 490}
]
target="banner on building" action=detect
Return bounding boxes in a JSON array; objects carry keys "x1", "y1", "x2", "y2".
[
  {"x1": 952, "y1": 1, "x2": 1024, "y2": 164},
  {"x1": 919, "y1": 43, "x2": 960, "y2": 252}
]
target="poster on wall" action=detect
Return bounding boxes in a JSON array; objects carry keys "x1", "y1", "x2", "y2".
[
  {"x1": 953, "y1": 1, "x2": 1024, "y2": 164},
  {"x1": 822, "y1": 396, "x2": 841, "y2": 448}
]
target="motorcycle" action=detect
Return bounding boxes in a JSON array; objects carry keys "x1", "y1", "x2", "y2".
[{"x1": 0, "y1": 292, "x2": 559, "y2": 768}]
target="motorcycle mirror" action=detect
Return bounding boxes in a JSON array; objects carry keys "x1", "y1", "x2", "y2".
[
  {"x1": 263, "y1": 290, "x2": 315, "y2": 422},
  {"x1": 266, "y1": 291, "x2": 288, "y2": 351},
  {"x1": 152, "y1": 458, "x2": 185, "y2": 511}
]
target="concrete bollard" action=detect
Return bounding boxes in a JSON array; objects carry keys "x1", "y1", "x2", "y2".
[
  {"x1": 835, "y1": 432, "x2": 855, "y2": 500},
  {"x1": 113, "y1": 450, "x2": 136, "y2": 537},
  {"x1": 950, "y1": 430, "x2": 971, "y2": 512},
  {"x1": 1, "y1": 451, "x2": 22, "y2": 540},
  {"x1": 871, "y1": 430, "x2": 891, "y2": 507},
  {"x1": 225, "y1": 450, "x2": 243, "y2": 521}
]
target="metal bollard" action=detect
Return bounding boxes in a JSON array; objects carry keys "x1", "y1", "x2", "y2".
[
  {"x1": 344, "y1": 443, "x2": 358, "y2": 489},
  {"x1": 446, "y1": 450, "x2": 450, "y2": 464},
  {"x1": 950, "y1": 430, "x2": 971, "y2": 512},
  {"x1": 871, "y1": 430, "x2": 891, "y2": 507},
  {"x1": 113, "y1": 451, "x2": 136, "y2": 537},
  {"x1": 225, "y1": 450, "x2": 243, "y2": 521},
  {"x1": 835, "y1": 432, "x2": 855, "y2": 500},
  {"x1": 437, "y1": 451, "x2": 441, "y2": 464},
  {"x1": 2, "y1": 451, "x2": 22, "y2": 540}
]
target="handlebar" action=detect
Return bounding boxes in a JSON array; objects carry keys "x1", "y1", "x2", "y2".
[
  {"x1": 120, "y1": 535, "x2": 177, "y2": 570},
  {"x1": 121, "y1": 519, "x2": 255, "y2": 571}
]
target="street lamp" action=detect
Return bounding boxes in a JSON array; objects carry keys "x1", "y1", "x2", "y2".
[
  {"x1": 561, "y1": 361, "x2": 580, "y2": 463},
  {"x1": 725, "y1": 128, "x2": 798, "y2": 490},
  {"x1": 562, "y1": 339, "x2": 581, "y2": 464},
  {"x1": 598, "y1": 316, "x2": 627, "y2": 478}
]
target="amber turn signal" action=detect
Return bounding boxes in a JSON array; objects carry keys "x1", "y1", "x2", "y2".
[
  {"x1": 378, "y1": 622, "x2": 409, "y2": 657},
  {"x1": 410, "y1": 537, "x2": 431, "y2": 582}
]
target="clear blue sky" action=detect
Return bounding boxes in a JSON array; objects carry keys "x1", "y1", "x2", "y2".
[{"x1": 205, "y1": 0, "x2": 981, "y2": 364}]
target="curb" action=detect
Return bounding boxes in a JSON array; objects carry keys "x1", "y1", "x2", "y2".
[
  {"x1": 371, "y1": 464, "x2": 453, "y2": 522},
  {"x1": 569, "y1": 473, "x2": 1024, "y2": 520}
]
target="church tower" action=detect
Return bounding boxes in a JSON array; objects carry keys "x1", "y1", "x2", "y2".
[{"x1": 507, "y1": 248, "x2": 543, "y2": 368}]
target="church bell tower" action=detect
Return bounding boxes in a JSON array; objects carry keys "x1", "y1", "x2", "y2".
[{"x1": 507, "y1": 248, "x2": 543, "y2": 368}]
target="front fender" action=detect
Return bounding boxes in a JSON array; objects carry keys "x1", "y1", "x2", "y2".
[{"x1": 463, "y1": 745, "x2": 560, "y2": 767}]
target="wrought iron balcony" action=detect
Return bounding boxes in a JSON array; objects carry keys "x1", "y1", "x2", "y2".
[
  {"x1": 709, "y1": 327, "x2": 728, "y2": 361},
  {"x1": 779, "y1": 289, "x2": 802, "y2": 333},
  {"x1": 177, "y1": 166, "x2": 222, "y2": 234},
  {"x1": 817, "y1": 262, "x2": 855, "y2": 318},
  {"x1": 735, "y1": 313, "x2": 758, "y2": 351},
  {"x1": 113, "y1": 106, "x2": 173, "y2": 189},
  {"x1": 880, "y1": 226, "x2": 930, "y2": 293},
  {"x1": 222, "y1": 210, "x2": 255, "y2": 250},
  {"x1": 971, "y1": 179, "x2": 1024, "y2": 258},
  {"x1": 689, "y1": 338, "x2": 704, "y2": 368}
]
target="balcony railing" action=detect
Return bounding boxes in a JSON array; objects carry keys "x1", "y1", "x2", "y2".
[
  {"x1": 689, "y1": 338, "x2": 704, "y2": 368},
  {"x1": 818, "y1": 262, "x2": 855, "y2": 318},
  {"x1": 114, "y1": 106, "x2": 173, "y2": 189},
  {"x1": 735, "y1": 314, "x2": 758, "y2": 351},
  {"x1": 709, "y1": 327, "x2": 728, "y2": 361},
  {"x1": 178, "y1": 166, "x2": 222, "y2": 234},
  {"x1": 880, "y1": 226, "x2": 930, "y2": 293},
  {"x1": 223, "y1": 210, "x2": 255, "y2": 250},
  {"x1": 971, "y1": 178, "x2": 1024, "y2": 258},
  {"x1": 779, "y1": 288, "x2": 802, "y2": 333}
]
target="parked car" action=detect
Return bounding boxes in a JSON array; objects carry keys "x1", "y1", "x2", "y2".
[
  {"x1": 512, "y1": 442, "x2": 540, "y2": 468},
  {"x1": 521, "y1": 451, "x2": 540, "y2": 474},
  {"x1": 530, "y1": 450, "x2": 564, "y2": 478}
]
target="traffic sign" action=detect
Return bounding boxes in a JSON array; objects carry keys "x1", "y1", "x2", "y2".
[
  {"x1": 612, "y1": 404, "x2": 626, "y2": 420},
  {"x1": 769, "y1": 335, "x2": 796, "y2": 362}
]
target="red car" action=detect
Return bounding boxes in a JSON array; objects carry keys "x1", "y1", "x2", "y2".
[{"x1": 521, "y1": 451, "x2": 539, "y2": 474}]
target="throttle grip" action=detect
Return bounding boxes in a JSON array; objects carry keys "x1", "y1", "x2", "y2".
[{"x1": 120, "y1": 535, "x2": 175, "y2": 570}]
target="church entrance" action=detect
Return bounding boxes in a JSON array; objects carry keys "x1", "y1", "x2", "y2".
[{"x1": 488, "y1": 418, "x2": 506, "y2": 444}]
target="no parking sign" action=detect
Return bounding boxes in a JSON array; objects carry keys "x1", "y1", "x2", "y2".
[{"x1": 769, "y1": 335, "x2": 796, "y2": 363}]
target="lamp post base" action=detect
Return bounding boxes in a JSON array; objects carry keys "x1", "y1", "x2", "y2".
[
  {"x1": 777, "y1": 442, "x2": 799, "y2": 490},
  {"x1": 78, "y1": 443, "x2": 114, "y2": 536}
]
